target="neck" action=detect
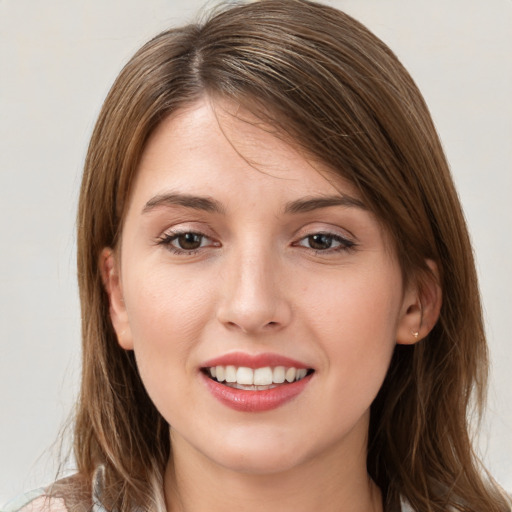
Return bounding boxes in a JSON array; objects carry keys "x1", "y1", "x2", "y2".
[{"x1": 164, "y1": 430, "x2": 382, "y2": 512}]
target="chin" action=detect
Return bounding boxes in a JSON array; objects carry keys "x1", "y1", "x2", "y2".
[
  {"x1": 215, "y1": 448, "x2": 304, "y2": 475},
  {"x1": 202, "y1": 429, "x2": 315, "y2": 476}
]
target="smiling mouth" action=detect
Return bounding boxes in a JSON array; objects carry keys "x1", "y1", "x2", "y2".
[{"x1": 202, "y1": 365, "x2": 315, "y2": 391}]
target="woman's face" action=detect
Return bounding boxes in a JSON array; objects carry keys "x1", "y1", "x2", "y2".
[{"x1": 105, "y1": 97, "x2": 419, "y2": 475}]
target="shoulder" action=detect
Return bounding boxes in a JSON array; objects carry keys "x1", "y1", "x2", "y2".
[
  {"x1": 2, "y1": 472, "x2": 98, "y2": 512},
  {"x1": 1, "y1": 490, "x2": 67, "y2": 512}
]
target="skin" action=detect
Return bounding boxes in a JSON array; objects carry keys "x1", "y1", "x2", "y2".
[{"x1": 102, "y1": 97, "x2": 438, "y2": 512}]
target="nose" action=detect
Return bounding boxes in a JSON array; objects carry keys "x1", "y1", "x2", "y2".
[{"x1": 216, "y1": 247, "x2": 292, "y2": 334}]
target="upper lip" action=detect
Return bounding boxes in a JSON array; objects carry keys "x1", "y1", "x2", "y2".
[{"x1": 201, "y1": 352, "x2": 312, "y2": 370}]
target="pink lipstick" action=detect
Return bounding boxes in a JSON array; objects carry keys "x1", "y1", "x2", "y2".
[{"x1": 200, "y1": 352, "x2": 314, "y2": 412}]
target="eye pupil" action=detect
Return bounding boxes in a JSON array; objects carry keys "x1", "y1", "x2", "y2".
[
  {"x1": 309, "y1": 234, "x2": 332, "y2": 250},
  {"x1": 177, "y1": 233, "x2": 202, "y2": 250}
]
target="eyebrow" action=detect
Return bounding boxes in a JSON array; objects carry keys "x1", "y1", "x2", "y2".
[
  {"x1": 284, "y1": 195, "x2": 367, "y2": 214},
  {"x1": 142, "y1": 192, "x2": 366, "y2": 215},
  {"x1": 143, "y1": 193, "x2": 225, "y2": 214}
]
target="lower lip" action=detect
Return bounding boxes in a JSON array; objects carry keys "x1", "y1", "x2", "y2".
[{"x1": 201, "y1": 372, "x2": 313, "y2": 412}]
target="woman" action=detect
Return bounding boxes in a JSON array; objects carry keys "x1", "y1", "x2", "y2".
[{"x1": 4, "y1": 0, "x2": 510, "y2": 511}]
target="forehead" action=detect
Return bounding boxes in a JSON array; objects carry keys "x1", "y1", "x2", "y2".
[{"x1": 132, "y1": 96, "x2": 361, "y2": 208}]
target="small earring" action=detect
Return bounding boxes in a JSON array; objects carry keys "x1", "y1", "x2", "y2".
[{"x1": 411, "y1": 330, "x2": 419, "y2": 340}]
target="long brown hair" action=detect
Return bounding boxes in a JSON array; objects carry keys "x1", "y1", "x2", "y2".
[{"x1": 74, "y1": 1, "x2": 510, "y2": 510}]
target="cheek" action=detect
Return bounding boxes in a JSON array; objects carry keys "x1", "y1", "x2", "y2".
[
  {"x1": 303, "y1": 268, "x2": 401, "y2": 388},
  {"x1": 126, "y1": 264, "x2": 208, "y2": 334},
  {"x1": 120, "y1": 264, "x2": 216, "y2": 424},
  {"x1": 307, "y1": 269, "x2": 401, "y2": 338},
  {"x1": 121, "y1": 263, "x2": 216, "y2": 380}
]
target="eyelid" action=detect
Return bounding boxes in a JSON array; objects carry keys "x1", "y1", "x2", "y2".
[
  {"x1": 294, "y1": 233, "x2": 356, "y2": 251},
  {"x1": 158, "y1": 221, "x2": 218, "y2": 239},
  {"x1": 293, "y1": 222, "x2": 357, "y2": 243},
  {"x1": 155, "y1": 223, "x2": 221, "y2": 254},
  {"x1": 291, "y1": 223, "x2": 358, "y2": 255}
]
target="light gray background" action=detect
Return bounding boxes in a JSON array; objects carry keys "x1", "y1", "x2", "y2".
[{"x1": 1, "y1": 0, "x2": 511, "y2": 504}]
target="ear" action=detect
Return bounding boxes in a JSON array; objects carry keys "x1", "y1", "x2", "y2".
[
  {"x1": 396, "y1": 260, "x2": 442, "y2": 345},
  {"x1": 99, "y1": 248, "x2": 134, "y2": 350}
]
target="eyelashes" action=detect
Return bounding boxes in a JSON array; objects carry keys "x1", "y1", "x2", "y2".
[
  {"x1": 156, "y1": 229, "x2": 357, "y2": 256},
  {"x1": 156, "y1": 231, "x2": 219, "y2": 255},
  {"x1": 293, "y1": 233, "x2": 356, "y2": 252}
]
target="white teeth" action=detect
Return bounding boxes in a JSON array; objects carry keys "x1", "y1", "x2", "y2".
[
  {"x1": 225, "y1": 365, "x2": 237, "y2": 383},
  {"x1": 236, "y1": 367, "x2": 254, "y2": 385},
  {"x1": 272, "y1": 366, "x2": 285, "y2": 384},
  {"x1": 215, "y1": 365, "x2": 225, "y2": 382},
  {"x1": 228, "y1": 383, "x2": 276, "y2": 391},
  {"x1": 296, "y1": 368, "x2": 307, "y2": 380},
  {"x1": 254, "y1": 367, "x2": 273, "y2": 386},
  {"x1": 207, "y1": 365, "x2": 311, "y2": 386},
  {"x1": 285, "y1": 367, "x2": 296, "y2": 383}
]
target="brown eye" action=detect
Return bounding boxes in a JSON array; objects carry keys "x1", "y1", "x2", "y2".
[
  {"x1": 295, "y1": 232, "x2": 355, "y2": 253},
  {"x1": 157, "y1": 230, "x2": 220, "y2": 254},
  {"x1": 307, "y1": 234, "x2": 335, "y2": 250},
  {"x1": 173, "y1": 232, "x2": 204, "y2": 250}
]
